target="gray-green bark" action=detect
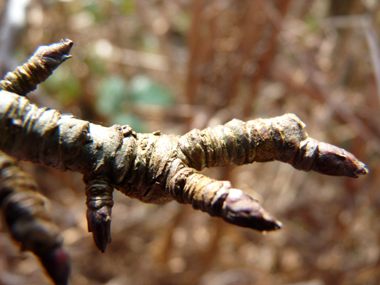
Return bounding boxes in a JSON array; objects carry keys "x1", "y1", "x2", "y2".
[
  {"x1": 0, "y1": 40, "x2": 369, "y2": 285},
  {"x1": 0, "y1": 40, "x2": 74, "y2": 285},
  {"x1": 0, "y1": 90, "x2": 368, "y2": 248}
]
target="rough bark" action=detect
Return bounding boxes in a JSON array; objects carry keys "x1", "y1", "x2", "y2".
[
  {"x1": 0, "y1": 40, "x2": 369, "y2": 285},
  {"x1": 0, "y1": 39, "x2": 73, "y2": 96},
  {"x1": 0, "y1": 40, "x2": 73, "y2": 285},
  {"x1": 0, "y1": 90, "x2": 368, "y2": 248},
  {"x1": 0, "y1": 152, "x2": 70, "y2": 285}
]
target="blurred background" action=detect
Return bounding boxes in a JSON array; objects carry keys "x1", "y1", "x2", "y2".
[{"x1": 0, "y1": 0, "x2": 379, "y2": 284}]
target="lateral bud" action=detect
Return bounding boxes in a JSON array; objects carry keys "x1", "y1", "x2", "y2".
[
  {"x1": 85, "y1": 177, "x2": 114, "y2": 252},
  {"x1": 221, "y1": 188, "x2": 282, "y2": 231}
]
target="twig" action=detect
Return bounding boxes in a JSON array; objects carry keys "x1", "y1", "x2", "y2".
[{"x1": 0, "y1": 153, "x2": 70, "y2": 285}]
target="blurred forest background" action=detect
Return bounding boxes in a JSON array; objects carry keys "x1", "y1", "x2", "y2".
[{"x1": 0, "y1": 0, "x2": 380, "y2": 284}]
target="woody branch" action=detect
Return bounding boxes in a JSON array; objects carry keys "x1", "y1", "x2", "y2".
[{"x1": 0, "y1": 90, "x2": 368, "y2": 250}]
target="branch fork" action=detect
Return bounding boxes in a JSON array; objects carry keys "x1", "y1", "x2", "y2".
[{"x1": 0, "y1": 40, "x2": 369, "y2": 285}]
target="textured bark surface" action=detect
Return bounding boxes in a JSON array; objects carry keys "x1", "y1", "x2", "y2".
[
  {"x1": 0, "y1": 40, "x2": 369, "y2": 285},
  {"x1": 0, "y1": 90, "x2": 368, "y2": 252},
  {"x1": 0, "y1": 40, "x2": 74, "y2": 285},
  {"x1": 0, "y1": 152, "x2": 70, "y2": 285},
  {"x1": 0, "y1": 39, "x2": 73, "y2": 96}
]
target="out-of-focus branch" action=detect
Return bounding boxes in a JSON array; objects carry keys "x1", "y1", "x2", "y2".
[
  {"x1": 322, "y1": 14, "x2": 380, "y2": 109},
  {"x1": 271, "y1": 63, "x2": 380, "y2": 153},
  {"x1": 0, "y1": 153, "x2": 70, "y2": 285},
  {"x1": 243, "y1": 0, "x2": 293, "y2": 117},
  {"x1": 357, "y1": 16, "x2": 380, "y2": 109},
  {"x1": 185, "y1": 0, "x2": 202, "y2": 105},
  {"x1": 0, "y1": 39, "x2": 74, "y2": 285},
  {"x1": 0, "y1": 39, "x2": 73, "y2": 96},
  {"x1": 0, "y1": 0, "x2": 31, "y2": 76},
  {"x1": 264, "y1": 3, "x2": 380, "y2": 153}
]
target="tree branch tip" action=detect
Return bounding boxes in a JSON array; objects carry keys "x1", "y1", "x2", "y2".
[
  {"x1": 39, "y1": 246, "x2": 71, "y2": 285},
  {"x1": 352, "y1": 164, "x2": 369, "y2": 177},
  {"x1": 221, "y1": 189, "x2": 281, "y2": 232},
  {"x1": 309, "y1": 142, "x2": 369, "y2": 178},
  {"x1": 35, "y1": 39, "x2": 74, "y2": 64},
  {"x1": 86, "y1": 209, "x2": 112, "y2": 252}
]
